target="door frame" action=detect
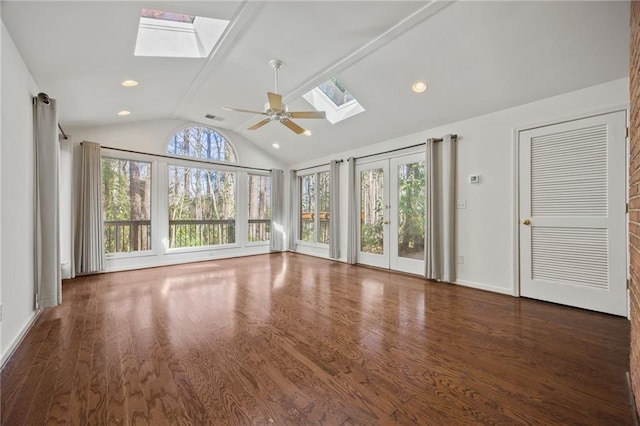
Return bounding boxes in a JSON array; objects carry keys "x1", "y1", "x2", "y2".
[{"x1": 512, "y1": 105, "x2": 629, "y2": 305}]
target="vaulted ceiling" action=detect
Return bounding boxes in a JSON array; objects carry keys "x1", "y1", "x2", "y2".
[{"x1": 2, "y1": 1, "x2": 630, "y2": 165}]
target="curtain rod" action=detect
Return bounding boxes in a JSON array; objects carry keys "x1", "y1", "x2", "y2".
[
  {"x1": 58, "y1": 124, "x2": 68, "y2": 140},
  {"x1": 353, "y1": 134, "x2": 458, "y2": 161},
  {"x1": 294, "y1": 159, "x2": 344, "y2": 173},
  {"x1": 34, "y1": 93, "x2": 69, "y2": 140},
  {"x1": 81, "y1": 143, "x2": 271, "y2": 172}
]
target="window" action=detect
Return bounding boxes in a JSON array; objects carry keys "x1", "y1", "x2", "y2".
[
  {"x1": 168, "y1": 126, "x2": 237, "y2": 162},
  {"x1": 299, "y1": 171, "x2": 330, "y2": 244},
  {"x1": 135, "y1": 8, "x2": 229, "y2": 58},
  {"x1": 248, "y1": 174, "x2": 271, "y2": 242},
  {"x1": 168, "y1": 166, "x2": 236, "y2": 248},
  {"x1": 302, "y1": 77, "x2": 365, "y2": 124},
  {"x1": 102, "y1": 158, "x2": 152, "y2": 254}
]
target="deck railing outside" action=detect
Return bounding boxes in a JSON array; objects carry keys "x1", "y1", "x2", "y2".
[{"x1": 104, "y1": 219, "x2": 271, "y2": 253}]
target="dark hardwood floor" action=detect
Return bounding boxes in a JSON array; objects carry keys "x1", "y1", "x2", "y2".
[{"x1": 1, "y1": 253, "x2": 633, "y2": 425}]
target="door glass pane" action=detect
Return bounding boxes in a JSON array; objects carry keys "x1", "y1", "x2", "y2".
[
  {"x1": 300, "y1": 175, "x2": 315, "y2": 242},
  {"x1": 318, "y1": 172, "x2": 330, "y2": 244},
  {"x1": 397, "y1": 162, "x2": 425, "y2": 260},
  {"x1": 360, "y1": 168, "x2": 384, "y2": 254}
]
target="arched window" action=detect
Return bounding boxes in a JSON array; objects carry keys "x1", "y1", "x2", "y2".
[{"x1": 167, "y1": 126, "x2": 237, "y2": 162}]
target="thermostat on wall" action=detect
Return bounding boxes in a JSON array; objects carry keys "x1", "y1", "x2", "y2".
[{"x1": 468, "y1": 174, "x2": 480, "y2": 184}]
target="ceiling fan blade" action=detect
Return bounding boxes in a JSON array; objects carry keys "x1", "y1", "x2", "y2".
[
  {"x1": 289, "y1": 111, "x2": 327, "y2": 119},
  {"x1": 280, "y1": 118, "x2": 305, "y2": 134},
  {"x1": 223, "y1": 106, "x2": 267, "y2": 115},
  {"x1": 267, "y1": 92, "x2": 283, "y2": 112},
  {"x1": 248, "y1": 119, "x2": 272, "y2": 130}
]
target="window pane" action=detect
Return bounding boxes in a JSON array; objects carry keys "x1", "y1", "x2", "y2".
[
  {"x1": 360, "y1": 168, "x2": 384, "y2": 254},
  {"x1": 102, "y1": 158, "x2": 152, "y2": 254},
  {"x1": 397, "y1": 162, "x2": 425, "y2": 260},
  {"x1": 248, "y1": 174, "x2": 271, "y2": 242},
  {"x1": 318, "y1": 172, "x2": 330, "y2": 244},
  {"x1": 167, "y1": 126, "x2": 237, "y2": 162},
  {"x1": 299, "y1": 175, "x2": 315, "y2": 242},
  {"x1": 168, "y1": 166, "x2": 236, "y2": 248}
]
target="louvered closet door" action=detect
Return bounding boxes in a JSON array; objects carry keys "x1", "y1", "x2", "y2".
[{"x1": 519, "y1": 111, "x2": 627, "y2": 316}]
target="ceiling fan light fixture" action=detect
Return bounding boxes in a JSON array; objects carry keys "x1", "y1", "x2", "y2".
[
  {"x1": 303, "y1": 130, "x2": 312, "y2": 136},
  {"x1": 272, "y1": 143, "x2": 280, "y2": 149},
  {"x1": 122, "y1": 80, "x2": 139, "y2": 87},
  {"x1": 117, "y1": 110, "x2": 131, "y2": 116},
  {"x1": 412, "y1": 81, "x2": 428, "y2": 93}
]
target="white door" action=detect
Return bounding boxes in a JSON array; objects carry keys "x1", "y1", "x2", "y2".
[
  {"x1": 357, "y1": 153, "x2": 425, "y2": 275},
  {"x1": 519, "y1": 111, "x2": 627, "y2": 316}
]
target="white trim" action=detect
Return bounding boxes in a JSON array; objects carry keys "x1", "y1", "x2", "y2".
[
  {"x1": 0, "y1": 309, "x2": 42, "y2": 369},
  {"x1": 454, "y1": 279, "x2": 513, "y2": 296}
]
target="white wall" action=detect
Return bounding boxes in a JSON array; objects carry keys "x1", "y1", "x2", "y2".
[
  {"x1": 1, "y1": 23, "x2": 39, "y2": 363},
  {"x1": 289, "y1": 77, "x2": 630, "y2": 295},
  {"x1": 63, "y1": 120, "x2": 285, "y2": 272}
]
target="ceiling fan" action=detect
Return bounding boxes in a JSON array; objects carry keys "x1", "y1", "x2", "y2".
[{"x1": 223, "y1": 59, "x2": 326, "y2": 134}]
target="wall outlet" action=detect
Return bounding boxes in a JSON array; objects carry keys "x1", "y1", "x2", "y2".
[
  {"x1": 456, "y1": 200, "x2": 467, "y2": 209},
  {"x1": 457, "y1": 256, "x2": 464, "y2": 264},
  {"x1": 469, "y1": 174, "x2": 480, "y2": 184}
]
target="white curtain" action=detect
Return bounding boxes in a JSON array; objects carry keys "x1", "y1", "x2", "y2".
[
  {"x1": 346, "y1": 157, "x2": 358, "y2": 264},
  {"x1": 34, "y1": 96, "x2": 62, "y2": 308},
  {"x1": 329, "y1": 160, "x2": 341, "y2": 259},
  {"x1": 74, "y1": 141, "x2": 104, "y2": 274},
  {"x1": 425, "y1": 134, "x2": 457, "y2": 282},
  {"x1": 288, "y1": 170, "x2": 298, "y2": 251},
  {"x1": 270, "y1": 169, "x2": 285, "y2": 251}
]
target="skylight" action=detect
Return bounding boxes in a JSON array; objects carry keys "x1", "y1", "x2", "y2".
[
  {"x1": 303, "y1": 78, "x2": 364, "y2": 124},
  {"x1": 134, "y1": 8, "x2": 229, "y2": 58}
]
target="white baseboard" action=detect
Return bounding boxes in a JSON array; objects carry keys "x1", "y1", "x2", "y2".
[
  {"x1": 1, "y1": 309, "x2": 42, "y2": 370},
  {"x1": 454, "y1": 279, "x2": 514, "y2": 295}
]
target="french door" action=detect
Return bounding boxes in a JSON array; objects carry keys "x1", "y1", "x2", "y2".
[{"x1": 357, "y1": 153, "x2": 425, "y2": 275}]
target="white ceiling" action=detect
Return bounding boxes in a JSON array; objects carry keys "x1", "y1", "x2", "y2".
[{"x1": 2, "y1": 1, "x2": 630, "y2": 165}]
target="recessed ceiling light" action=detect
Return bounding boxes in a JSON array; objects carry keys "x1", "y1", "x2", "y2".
[
  {"x1": 122, "y1": 80, "x2": 138, "y2": 87},
  {"x1": 272, "y1": 143, "x2": 280, "y2": 149},
  {"x1": 303, "y1": 130, "x2": 312, "y2": 136},
  {"x1": 117, "y1": 110, "x2": 131, "y2": 116},
  {"x1": 412, "y1": 81, "x2": 428, "y2": 93}
]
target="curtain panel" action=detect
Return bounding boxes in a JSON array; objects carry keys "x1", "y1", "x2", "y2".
[
  {"x1": 329, "y1": 160, "x2": 341, "y2": 259},
  {"x1": 270, "y1": 169, "x2": 285, "y2": 251},
  {"x1": 425, "y1": 134, "x2": 457, "y2": 282},
  {"x1": 74, "y1": 141, "x2": 104, "y2": 274},
  {"x1": 34, "y1": 96, "x2": 62, "y2": 308}
]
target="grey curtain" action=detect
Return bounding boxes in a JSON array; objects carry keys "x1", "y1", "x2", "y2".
[
  {"x1": 34, "y1": 96, "x2": 61, "y2": 308},
  {"x1": 346, "y1": 157, "x2": 358, "y2": 264},
  {"x1": 288, "y1": 170, "x2": 298, "y2": 251},
  {"x1": 270, "y1": 169, "x2": 285, "y2": 251},
  {"x1": 329, "y1": 160, "x2": 341, "y2": 259},
  {"x1": 75, "y1": 141, "x2": 104, "y2": 274},
  {"x1": 425, "y1": 134, "x2": 457, "y2": 282}
]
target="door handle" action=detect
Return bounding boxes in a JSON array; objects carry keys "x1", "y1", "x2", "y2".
[
  {"x1": 522, "y1": 219, "x2": 531, "y2": 225},
  {"x1": 383, "y1": 221, "x2": 390, "y2": 225}
]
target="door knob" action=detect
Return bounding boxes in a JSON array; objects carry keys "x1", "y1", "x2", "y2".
[
  {"x1": 383, "y1": 221, "x2": 390, "y2": 225},
  {"x1": 522, "y1": 219, "x2": 531, "y2": 225}
]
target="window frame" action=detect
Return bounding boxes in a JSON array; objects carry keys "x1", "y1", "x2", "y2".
[
  {"x1": 101, "y1": 150, "x2": 158, "y2": 259},
  {"x1": 165, "y1": 125, "x2": 239, "y2": 164},
  {"x1": 297, "y1": 167, "x2": 330, "y2": 247}
]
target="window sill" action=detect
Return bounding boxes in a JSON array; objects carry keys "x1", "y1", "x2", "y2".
[
  {"x1": 105, "y1": 250, "x2": 157, "y2": 260},
  {"x1": 295, "y1": 240, "x2": 329, "y2": 249},
  {"x1": 164, "y1": 243, "x2": 241, "y2": 255}
]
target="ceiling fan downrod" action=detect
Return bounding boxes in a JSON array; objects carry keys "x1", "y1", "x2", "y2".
[{"x1": 270, "y1": 59, "x2": 283, "y2": 95}]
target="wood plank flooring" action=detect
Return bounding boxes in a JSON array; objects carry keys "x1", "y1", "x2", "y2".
[{"x1": 1, "y1": 253, "x2": 633, "y2": 425}]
